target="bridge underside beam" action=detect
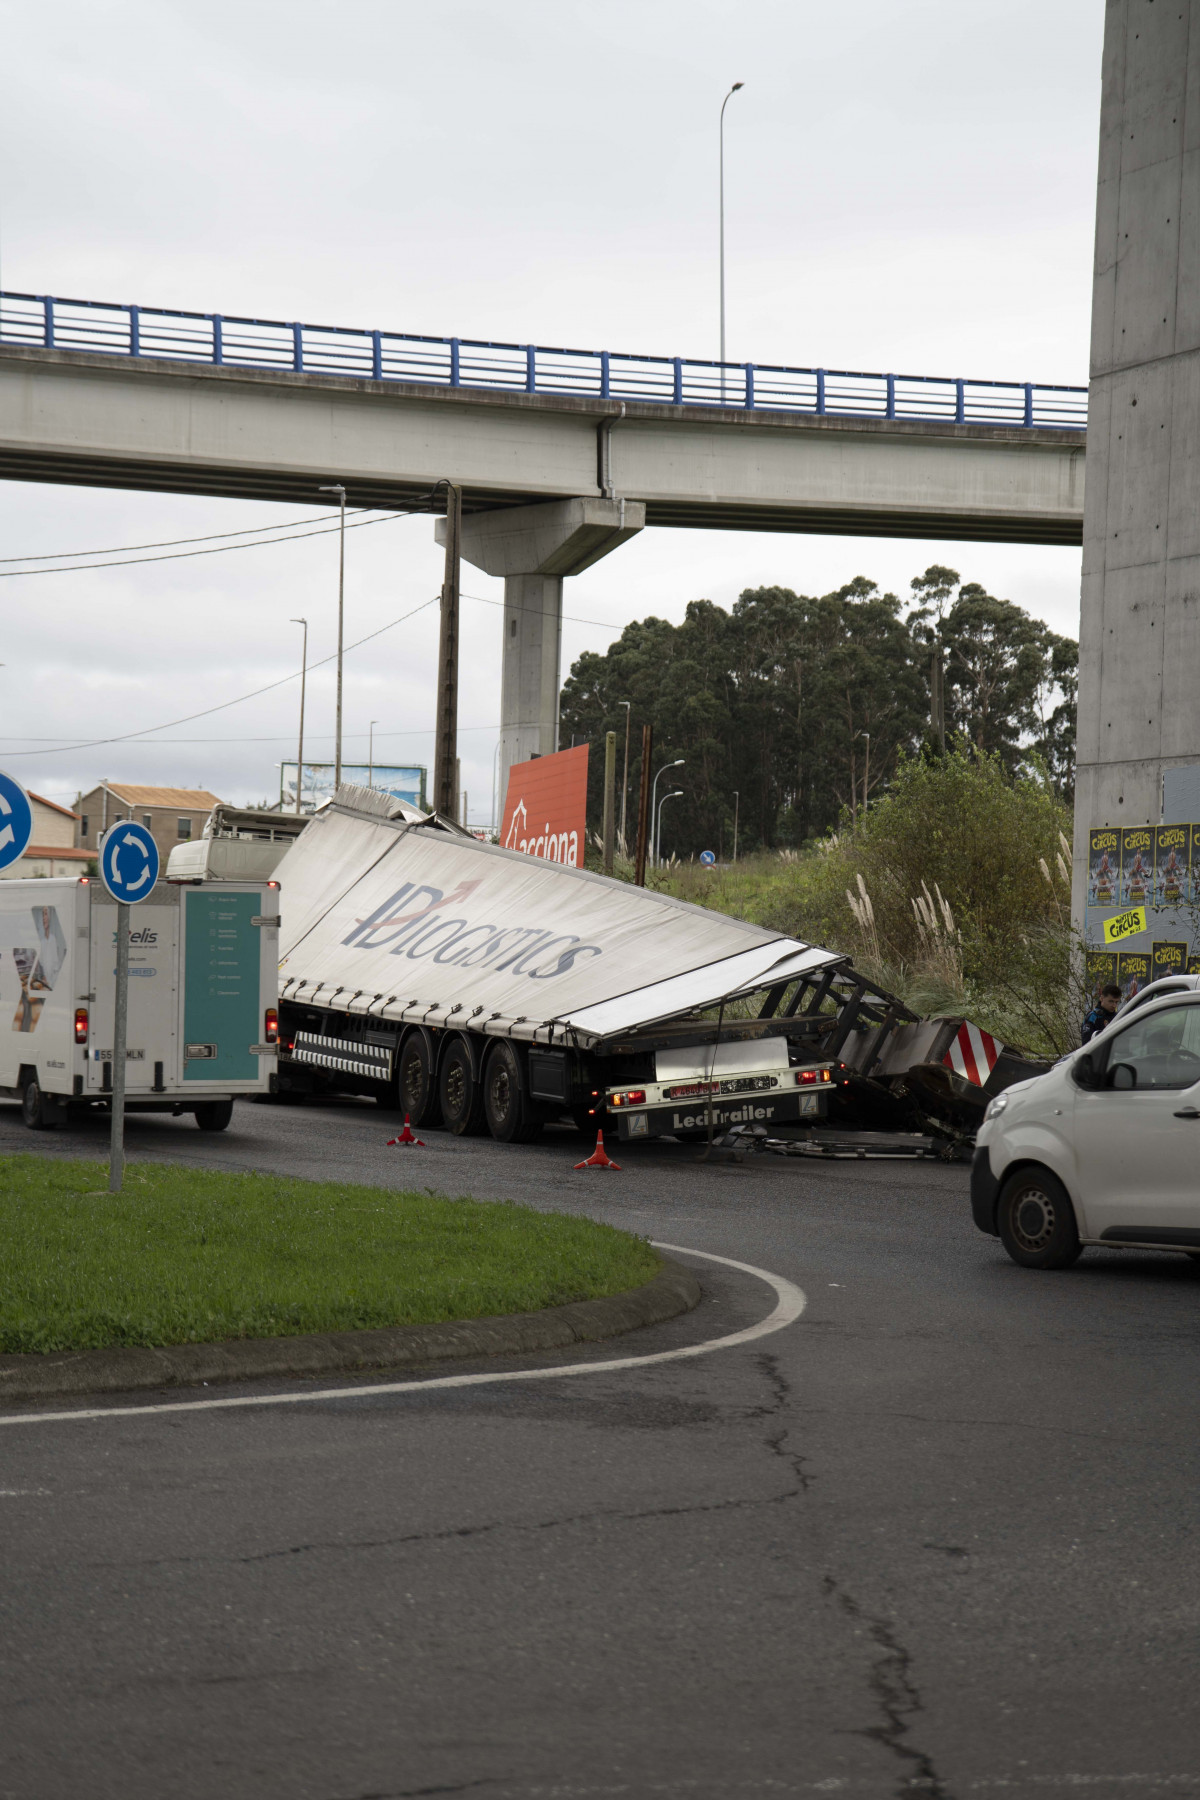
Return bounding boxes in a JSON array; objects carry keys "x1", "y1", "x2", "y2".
[
  {"x1": 0, "y1": 446, "x2": 1083, "y2": 545},
  {"x1": 0, "y1": 348, "x2": 1086, "y2": 546}
]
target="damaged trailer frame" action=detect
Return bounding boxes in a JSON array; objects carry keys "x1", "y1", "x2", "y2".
[{"x1": 246, "y1": 788, "x2": 1040, "y2": 1150}]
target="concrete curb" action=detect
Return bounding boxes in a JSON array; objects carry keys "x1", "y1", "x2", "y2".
[{"x1": 0, "y1": 1258, "x2": 702, "y2": 1404}]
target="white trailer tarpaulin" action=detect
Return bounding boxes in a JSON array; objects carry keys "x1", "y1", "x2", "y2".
[{"x1": 275, "y1": 800, "x2": 840, "y2": 1045}]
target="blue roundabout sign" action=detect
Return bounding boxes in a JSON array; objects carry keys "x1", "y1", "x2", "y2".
[
  {"x1": 99, "y1": 820, "x2": 160, "y2": 902},
  {"x1": 0, "y1": 770, "x2": 34, "y2": 872}
]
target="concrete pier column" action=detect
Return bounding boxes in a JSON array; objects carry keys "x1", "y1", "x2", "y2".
[
  {"x1": 501, "y1": 572, "x2": 566, "y2": 771},
  {"x1": 1074, "y1": 3, "x2": 1200, "y2": 911},
  {"x1": 436, "y1": 496, "x2": 644, "y2": 798}
]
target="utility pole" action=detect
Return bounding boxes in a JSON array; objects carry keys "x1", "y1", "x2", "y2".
[
  {"x1": 732, "y1": 789, "x2": 739, "y2": 863},
  {"x1": 318, "y1": 484, "x2": 347, "y2": 788},
  {"x1": 433, "y1": 483, "x2": 462, "y2": 818},
  {"x1": 860, "y1": 732, "x2": 871, "y2": 816},
  {"x1": 290, "y1": 616, "x2": 308, "y2": 814},
  {"x1": 634, "y1": 724, "x2": 653, "y2": 887},
  {"x1": 602, "y1": 730, "x2": 617, "y2": 876},
  {"x1": 368, "y1": 719, "x2": 378, "y2": 789},
  {"x1": 619, "y1": 699, "x2": 632, "y2": 849}
]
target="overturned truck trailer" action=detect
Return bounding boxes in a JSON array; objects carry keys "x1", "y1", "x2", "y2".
[{"x1": 254, "y1": 788, "x2": 1042, "y2": 1148}]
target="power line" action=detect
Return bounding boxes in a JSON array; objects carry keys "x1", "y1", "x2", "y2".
[
  {"x1": 0, "y1": 723, "x2": 502, "y2": 747},
  {"x1": 0, "y1": 578, "x2": 630, "y2": 760},
  {"x1": 0, "y1": 506, "x2": 375, "y2": 563},
  {"x1": 0, "y1": 595, "x2": 441, "y2": 759},
  {"x1": 0, "y1": 507, "x2": 423, "y2": 577}
]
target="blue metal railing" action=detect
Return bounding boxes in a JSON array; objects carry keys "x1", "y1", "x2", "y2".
[{"x1": 0, "y1": 289, "x2": 1088, "y2": 430}]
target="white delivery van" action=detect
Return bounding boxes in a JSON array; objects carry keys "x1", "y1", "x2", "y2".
[
  {"x1": 0, "y1": 875, "x2": 280, "y2": 1131},
  {"x1": 972, "y1": 988, "x2": 1200, "y2": 1268}
]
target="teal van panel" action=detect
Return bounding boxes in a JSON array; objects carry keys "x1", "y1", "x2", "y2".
[{"x1": 183, "y1": 890, "x2": 260, "y2": 1082}]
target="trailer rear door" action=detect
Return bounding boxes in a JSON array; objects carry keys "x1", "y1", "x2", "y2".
[{"x1": 181, "y1": 888, "x2": 263, "y2": 1085}]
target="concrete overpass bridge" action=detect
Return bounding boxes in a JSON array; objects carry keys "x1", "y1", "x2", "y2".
[{"x1": 0, "y1": 289, "x2": 1087, "y2": 783}]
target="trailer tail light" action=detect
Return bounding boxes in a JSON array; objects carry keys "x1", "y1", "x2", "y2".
[
  {"x1": 264, "y1": 1008, "x2": 279, "y2": 1044},
  {"x1": 609, "y1": 1088, "x2": 646, "y2": 1108},
  {"x1": 74, "y1": 1008, "x2": 89, "y2": 1045},
  {"x1": 796, "y1": 1068, "x2": 832, "y2": 1086}
]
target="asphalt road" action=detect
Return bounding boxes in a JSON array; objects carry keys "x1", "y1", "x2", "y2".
[{"x1": 2, "y1": 1097, "x2": 1199, "y2": 1799}]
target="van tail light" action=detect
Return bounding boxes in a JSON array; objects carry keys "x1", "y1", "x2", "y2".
[
  {"x1": 75, "y1": 1007, "x2": 89, "y2": 1045},
  {"x1": 265, "y1": 1008, "x2": 279, "y2": 1043}
]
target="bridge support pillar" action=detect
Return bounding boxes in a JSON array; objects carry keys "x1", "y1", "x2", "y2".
[
  {"x1": 436, "y1": 496, "x2": 644, "y2": 799},
  {"x1": 1074, "y1": 5, "x2": 1200, "y2": 919}
]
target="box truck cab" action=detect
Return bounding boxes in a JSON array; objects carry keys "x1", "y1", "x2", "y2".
[
  {"x1": 973, "y1": 988, "x2": 1200, "y2": 1268},
  {"x1": 0, "y1": 876, "x2": 279, "y2": 1130}
]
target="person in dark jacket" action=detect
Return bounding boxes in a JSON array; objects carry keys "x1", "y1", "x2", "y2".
[{"x1": 1082, "y1": 983, "x2": 1121, "y2": 1044}]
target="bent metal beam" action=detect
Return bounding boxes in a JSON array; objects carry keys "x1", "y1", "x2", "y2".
[{"x1": 0, "y1": 346, "x2": 1084, "y2": 545}]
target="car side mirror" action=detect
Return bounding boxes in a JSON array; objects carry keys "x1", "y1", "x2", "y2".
[
  {"x1": 1073, "y1": 1053, "x2": 1100, "y2": 1090},
  {"x1": 1108, "y1": 1062, "x2": 1137, "y2": 1090}
]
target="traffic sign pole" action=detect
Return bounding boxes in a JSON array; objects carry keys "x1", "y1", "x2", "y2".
[
  {"x1": 97, "y1": 820, "x2": 160, "y2": 1196},
  {"x1": 109, "y1": 902, "x2": 130, "y2": 1194}
]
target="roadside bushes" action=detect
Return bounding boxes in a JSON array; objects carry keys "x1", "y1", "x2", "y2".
[{"x1": 653, "y1": 749, "x2": 1084, "y2": 1056}]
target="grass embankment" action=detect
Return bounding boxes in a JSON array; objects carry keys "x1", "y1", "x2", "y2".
[{"x1": 0, "y1": 1156, "x2": 658, "y2": 1356}]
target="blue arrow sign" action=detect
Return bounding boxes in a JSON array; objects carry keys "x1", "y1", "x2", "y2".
[
  {"x1": 99, "y1": 820, "x2": 160, "y2": 902},
  {"x1": 699, "y1": 849, "x2": 716, "y2": 866},
  {"x1": 0, "y1": 770, "x2": 34, "y2": 872}
]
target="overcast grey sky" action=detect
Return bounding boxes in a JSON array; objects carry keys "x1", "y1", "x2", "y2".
[{"x1": 0, "y1": 0, "x2": 1102, "y2": 821}]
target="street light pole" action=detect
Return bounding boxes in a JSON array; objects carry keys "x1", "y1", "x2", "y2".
[
  {"x1": 732, "y1": 789, "x2": 740, "y2": 863},
  {"x1": 650, "y1": 758, "x2": 685, "y2": 869},
  {"x1": 290, "y1": 616, "x2": 308, "y2": 815},
  {"x1": 318, "y1": 484, "x2": 347, "y2": 789},
  {"x1": 618, "y1": 699, "x2": 632, "y2": 849},
  {"x1": 656, "y1": 788, "x2": 683, "y2": 866},
  {"x1": 720, "y1": 80, "x2": 745, "y2": 404}
]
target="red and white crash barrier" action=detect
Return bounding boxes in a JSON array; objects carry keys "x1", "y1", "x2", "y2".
[{"x1": 944, "y1": 1022, "x2": 1003, "y2": 1087}]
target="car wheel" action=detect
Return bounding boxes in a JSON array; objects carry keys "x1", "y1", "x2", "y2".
[
  {"x1": 398, "y1": 1030, "x2": 442, "y2": 1128},
  {"x1": 438, "y1": 1036, "x2": 486, "y2": 1136},
  {"x1": 21, "y1": 1077, "x2": 58, "y2": 1131},
  {"x1": 483, "y1": 1041, "x2": 543, "y2": 1144},
  {"x1": 194, "y1": 1100, "x2": 234, "y2": 1132},
  {"x1": 997, "y1": 1166, "x2": 1082, "y2": 1270}
]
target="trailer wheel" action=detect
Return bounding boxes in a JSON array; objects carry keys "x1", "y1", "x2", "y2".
[
  {"x1": 483, "y1": 1041, "x2": 543, "y2": 1145},
  {"x1": 398, "y1": 1030, "x2": 442, "y2": 1128},
  {"x1": 438, "y1": 1036, "x2": 486, "y2": 1136},
  {"x1": 20, "y1": 1075, "x2": 59, "y2": 1131},
  {"x1": 194, "y1": 1100, "x2": 234, "y2": 1132}
]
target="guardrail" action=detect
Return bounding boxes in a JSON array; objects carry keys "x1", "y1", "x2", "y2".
[{"x1": 0, "y1": 289, "x2": 1088, "y2": 430}]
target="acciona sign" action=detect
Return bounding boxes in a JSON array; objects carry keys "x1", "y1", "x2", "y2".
[{"x1": 500, "y1": 745, "x2": 588, "y2": 868}]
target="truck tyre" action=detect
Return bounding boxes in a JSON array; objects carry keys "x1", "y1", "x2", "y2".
[
  {"x1": 398, "y1": 1030, "x2": 442, "y2": 1128},
  {"x1": 194, "y1": 1100, "x2": 234, "y2": 1132},
  {"x1": 21, "y1": 1076, "x2": 58, "y2": 1131},
  {"x1": 483, "y1": 1041, "x2": 543, "y2": 1145},
  {"x1": 438, "y1": 1035, "x2": 486, "y2": 1136},
  {"x1": 997, "y1": 1166, "x2": 1082, "y2": 1270}
]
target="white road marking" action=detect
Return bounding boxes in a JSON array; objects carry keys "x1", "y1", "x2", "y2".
[{"x1": 0, "y1": 1243, "x2": 805, "y2": 1429}]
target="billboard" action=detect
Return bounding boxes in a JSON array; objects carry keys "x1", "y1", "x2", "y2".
[
  {"x1": 280, "y1": 761, "x2": 426, "y2": 813},
  {"x1": 500, "y1": 744, "x2": 589, "y2": 868}
]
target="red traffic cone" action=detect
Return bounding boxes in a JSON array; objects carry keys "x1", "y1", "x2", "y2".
[
  {"x1": 386, "y1": 1114, "x2": 424, "y2": 1147},
  {"x1": 574, "y1": 1130, "x2": 621, "y2": 1171}
]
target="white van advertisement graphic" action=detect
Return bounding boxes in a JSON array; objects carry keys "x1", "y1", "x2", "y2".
[{"x1": 9, "y1": 905, "x2": 66, "y2": 1033}]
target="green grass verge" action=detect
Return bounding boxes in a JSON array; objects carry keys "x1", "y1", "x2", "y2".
[{"x1": 0, "y1": 1156, "x2": 660, "y2": 1356}]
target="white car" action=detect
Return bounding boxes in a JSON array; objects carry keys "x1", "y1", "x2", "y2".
[{"x1": 973, "y1": 989, "x2": 1200, "y2": 1269}]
